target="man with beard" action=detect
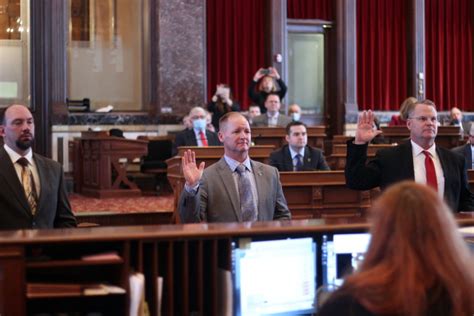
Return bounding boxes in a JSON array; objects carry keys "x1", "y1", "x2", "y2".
[
  {"x1": 0, "y1": 104, "x2": 76, "y2": 229},
  {"x1": 178, "y1": 112, "x2": 290, "y2": 223},
  {"x1": 345, "y1": 100, "x2": 474, "y2": 212}
]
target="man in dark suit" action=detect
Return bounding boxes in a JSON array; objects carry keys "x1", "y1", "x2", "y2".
[
  {"x1": 0, "y1": 104, "x2": 77, "y2": 229},
  {"x1": 172, "y1": 106, "x2": 221, "y2": 155},
  {"x1": 179, "y1": 112, "x2": 291, "y2": 223},
  {"x1": 251, "y1": 93, "x2": 292, "y2": 127},
  {"x1": 345, "y1": 100, "x2": 473, "y2": 212},
  {"x1": 269, "y1": 121, "x2": 329, "y2": 171},
  {"x1": 452, "y1": 123, "x2": 474, "y2": 171}
]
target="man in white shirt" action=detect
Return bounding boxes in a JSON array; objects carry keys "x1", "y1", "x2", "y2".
[
  {"x1": 345, "y1": 100, "x2": 473, "y2": 212},
  {"x1": 452, "y1": 123, "x2": 474, "y2": 171},
  {"x1": 251, "y1": 93, "x2": 292, "y2": 127}
]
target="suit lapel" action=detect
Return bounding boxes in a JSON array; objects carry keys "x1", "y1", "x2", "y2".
[
  {"x1": 33, "y1": 154, "x2": 47, "y2": 213},
  {"x1": 436, "y1": 147, "x2": 450, "y2": 194},
  {"x1": 186, "y1": 129, "x2": 198, "y2": 146},
  {"x1": 215, "y1": 158, "x2": 241, "y2": 221},
  {"x1": 465, "y1": 145, "x2": 472, "y2": 169},
  {"x1": 303, "y1": 146, "x2": 312, "y2": 170},
  {"x1": 399, "y1": 142, "x2": 415, "y2": 179},
  {"x1": 0, "y1": 147, "x2": 32, "y2": 214},
  {"x1": 283, "y1": 146, "x2": 294, "y2": 170}
]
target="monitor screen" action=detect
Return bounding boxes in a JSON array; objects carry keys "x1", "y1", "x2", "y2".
[
  {"x1": 321, "y1": 233, "x2": 371, "y2": 288},
  {"x1": 232, "y1": 237, "x2": 317, "y2": 316}
]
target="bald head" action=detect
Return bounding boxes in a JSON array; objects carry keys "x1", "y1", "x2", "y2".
[{"x1": 0, "y1": 104, "x2": 35, "y2": 155}]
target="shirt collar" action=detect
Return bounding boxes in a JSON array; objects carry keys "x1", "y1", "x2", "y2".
[
  {"x1": 193, "y1": 128, "x2": 205, "y2": 135},
  {"x1": 223, "y1": 155, "x2": 252, "y2": 173},
  {"x1": 411, "y1": 140, "x2": 436, "y2": 157},
  {"x1": 4, "y1": 144, "x2": 33, "y2": 165},
  {"x1": 266, "y1": 112, "x2": 279, "y2": 119},
  {"x1": 288, "y1": 146, "x2": 305, "y2": 159}
]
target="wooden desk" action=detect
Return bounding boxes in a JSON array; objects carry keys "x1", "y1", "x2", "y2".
[
  {"x1": 280, "y1": 171, "x2": 379, "y2": 218},
  {"x1": 328, "y1": 144, "x2": 396, "y2": 170},
  {"x1": 79, "y1": 131, "x2": 148, "y2": 198},
  {"x1": 381, "y1": 126, "x2": 462, "y2": 148},
  {"x1": 251, "y1": 126, "x2": 326, "y2": 149},
  {"x1": 0, "y1": 216, "x2": 473, "y2": 316},
  {"x1": 166, "y1": 145, "x2": 275, "y2": 221}
]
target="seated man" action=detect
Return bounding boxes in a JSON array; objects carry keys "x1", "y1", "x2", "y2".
[
  {"x1": 448, "y1": 106, "x2": 470, "y2": 135},
  {"x1": 288, "y1": 103, "x2": 302, "y2": 121},
  {"x1": 251, "y1": 93, "x2": 292, "y2": 127},
  {"x1": 179, "y1": 112, "x2": 291, "y2": 223},
  {"x1": 246, "y1": 104, "x2": 261, "y2": 125},
  {"x1": 452, "y1": 123, "x2": 474, "y2": 171},
  {"x1": 172, "y1": 106, "x2": 221, "y2": 156},
  {"x1": 270, "y1": 121, "x2": 329, "y2": 171}
]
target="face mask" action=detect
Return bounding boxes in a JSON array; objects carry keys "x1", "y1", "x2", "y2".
[
  {"x1": 291, "y1": 113, "x2": 301, "y2": 121},
  {"x1": 193, "y1": 118, "x2": 207, "y2": 131}
]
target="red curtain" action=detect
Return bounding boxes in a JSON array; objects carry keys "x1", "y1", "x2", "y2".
[
  {"x1": 206, "y1": 0, "x2": 265, "y2": 110},
  {"x1": 425, "y1": 0, "x2": 473, "y2": 111},
  {"x1": 357, "y1": 0, "x2": 409, "y2": 110},
  {"x1": 287, "y1": 0, "x2": 335, "y2": 20}
]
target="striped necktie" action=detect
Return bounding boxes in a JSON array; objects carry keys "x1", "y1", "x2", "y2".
[
  {"x1": 236, "y1": 164, "x2": 257, "y2": 221},
  {"x1": 17, "y1": 157, "x2": 38, "y2": 214}
]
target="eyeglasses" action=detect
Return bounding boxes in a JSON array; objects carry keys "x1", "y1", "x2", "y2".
[{"x1": 408, "y1": 116, "x2": 438, "y2": 123}]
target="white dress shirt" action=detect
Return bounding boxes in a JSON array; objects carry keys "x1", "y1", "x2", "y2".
[
  {"x1": 411, "y1": 140, "x2": 444, "y2": 197},
  {"x1": 4, "y1": 144, "x2": 41, "y2": 196}
]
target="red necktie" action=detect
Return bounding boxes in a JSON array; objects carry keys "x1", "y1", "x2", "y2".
[
  {"x1": 199, "y1": 131, "x2": 208, "y2": 146},
  {"x1": 423, "y1": 151, "x2": 437, "y2": 191}
]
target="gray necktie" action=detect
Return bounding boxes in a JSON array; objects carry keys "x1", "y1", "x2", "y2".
[{"x1": 236, "y1": 164, "x2": 257, "y2": 222}]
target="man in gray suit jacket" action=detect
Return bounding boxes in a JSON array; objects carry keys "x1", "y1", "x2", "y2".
[
  {"x1": 251, "y1": 93, "x2": 292, "y2": 127},
  {"x1": 179, "y1": 112, "x2": 291, "y2": 223},
  {"x1": 0, "y1": 104, "x2": 77, "y2": 230}
]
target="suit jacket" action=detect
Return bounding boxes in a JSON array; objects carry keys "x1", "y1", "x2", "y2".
[
  {"x1": 345, "y1": 140, "x2": 474, "y2": 212},
  {"x1": 251, "y1": 114, "x2": 293, "y2": 128},
  {"x1": 179, "y1": 158, "x2": 291, "y2": 223},
  {"x1": 172, "y1": 128, "x2": 222, "y2": 156},
  {"x1": 0, "y1": 147, "x2": 77, "y2": 230},
  {"x1": 452, "y1": 143, "x2": 472, "y2": 171},
  {"x1": 269, "y1": 145, "x2": 330, "y2": 171}
]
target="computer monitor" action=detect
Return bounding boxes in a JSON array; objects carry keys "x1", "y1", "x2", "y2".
[
  {"x1": 321, "y1": 233, "x2": 371, "y2": 288},
  {"x1": 232, "y1": 237, "x2": 317, "y2": 316}
]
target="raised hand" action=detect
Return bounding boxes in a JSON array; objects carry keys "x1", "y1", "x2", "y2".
[
  {"x1": 269, "y1": 67, "x2": 280, "y2": 79},
  {"x1": 182, "y1": 149, "x2": 205, "y2": 187},
  {"x1": 253, "y1": 68, "x2": 266, "y2": 81},
  {"x1": 354, "y1": 110, "x2": 382, "y2": 144}
]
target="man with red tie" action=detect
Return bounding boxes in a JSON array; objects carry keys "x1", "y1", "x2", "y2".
[
  {"x1": 345, "y1": 100, "x2": 473, "y2": 212},
  {"x1": 172, "y1": 106, "x2": 221, "y2": 156}
]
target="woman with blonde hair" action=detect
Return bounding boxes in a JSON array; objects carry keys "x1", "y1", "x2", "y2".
[
  {"x1": 389, "y1": 96, "x2": 417, "y2": 126},
  {"x1": 248, "y1": 67, "x2": 287, "y2": 114},
  {"x1": 318, "y1": 181, "x2": 474, "y2": 316}
]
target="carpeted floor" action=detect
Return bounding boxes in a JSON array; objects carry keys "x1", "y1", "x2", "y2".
[{"x1": 69, "y1": 193, "x2": 174, "y2": 213}]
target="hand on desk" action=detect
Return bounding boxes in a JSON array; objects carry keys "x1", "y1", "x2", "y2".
[
  {"x1": 354, "y1": 110, "x2": 382, "y2": 144},
  {"x1": 182, "y1": 149, "x2": 205, "y2": 187}
]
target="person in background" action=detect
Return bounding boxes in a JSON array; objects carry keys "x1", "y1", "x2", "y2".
[
  {"x1": 251, "y1": 93, "x2": 292, "y2": 128},
  {"x1": 206, "y1": 112, "x2": 215, "y2": 133},
  {"x1": 345, "y1": 100, "x2": 473, "y2": 212},
  {"x1": 389, "y1": 96, "x2": 417, "y2": 126},
  {"x1": 318, "y1": 181, "x2": 474, "y2": 316},
  {"x1": 172, "y1": 107, "x2": 221, "y2": 156},
  {"x1": 288, "y1": 104, "x2": 302, "y2": 121},
  {"x1": 448, "y1": 106, "x2": 470, "y2": 136},
  {"x1": 452, "y1": 123, "x2": 474, "y2": 171},
  {"x1": 178, "y1": 112, "x2": 291, "y2": 223},
  {"x1": 246, "y1": 105, "x2": 261, "y2": 125},
  {"x1": 270, "y1": 121, "x2": 329, "y2": 171},
  {"x1": 0, "y1": 104, "x2": 77, "y2": 229},
  {"x1": 207, "y1": 84, "x2": 240, "y2": 131},
  {"x1": 248, "y1": 67, "x2": 287, "y2": 114},
  {"x1": 182, "y1": 115, "x2": 192, "y2": 130}
]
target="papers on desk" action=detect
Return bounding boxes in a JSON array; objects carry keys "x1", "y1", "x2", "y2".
[
  {"x1": 459, "y1": 226, "x2": 474, "y2": 237},
  {"x1": 130, "y1": 272, "x2": 146, "y2": 316}
]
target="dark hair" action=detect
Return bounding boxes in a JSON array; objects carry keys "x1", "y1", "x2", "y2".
[
  {"x1": 285, "y1": 121, "x2": 307, "y2": 135},
  {"x1": 264, "y1": 92, "x2": 281, "y2": 102}
]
